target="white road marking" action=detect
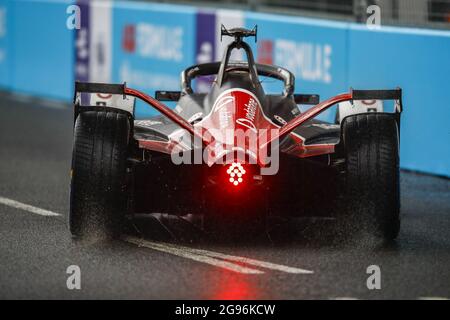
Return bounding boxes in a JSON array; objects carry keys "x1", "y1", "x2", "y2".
[
  {"x1": 124, "y1": 236, "x2": 313, "y2": 275},
  {"x1": 124, "y1": 236, "x2": 263, "y2": 274},
  {"x1": 181, "y1": 246, "x2": 314, "y2": 274},
  {"x1": 1, "y1": 197, "x2": 448, "y2": 298},
  {"x1": 0, "y1": 196, "x2": 61, "y2": 217},
  {"x1": 0, "y1": 196, "x2": 312, "y2": 275}
]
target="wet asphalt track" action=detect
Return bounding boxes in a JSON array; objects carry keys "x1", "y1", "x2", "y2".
[{"x1": 0, "y1": 91, "x2": 449, "y2": 300}]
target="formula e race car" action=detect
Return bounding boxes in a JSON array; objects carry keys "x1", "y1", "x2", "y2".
[{"x1": 69, "y1": 26, "x2": 403, "y2": 242}]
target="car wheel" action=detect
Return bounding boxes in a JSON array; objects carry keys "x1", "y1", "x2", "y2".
[
  {"x1": 69, "y1": 110, "x2": 130, "y2": 240},
  {"x1": 340, "y1": 113, "x2": 400, "y2": 242}
]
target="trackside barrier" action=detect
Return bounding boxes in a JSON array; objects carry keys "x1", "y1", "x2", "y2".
[
  {"x1": 347, "y1": 25, "x2": 450, "y2": 177},
  {"x1": 0, "y1": 0, "x2": 11, "y2": 89},
  {"x1": 0, "y1": 0, "x2": 74, "y2": 100}
]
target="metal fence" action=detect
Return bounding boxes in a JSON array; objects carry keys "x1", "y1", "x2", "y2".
[{"x1": 149, "y1": 0, "x2": 450, "y2": 29}]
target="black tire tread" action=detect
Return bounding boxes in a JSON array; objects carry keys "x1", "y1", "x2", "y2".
[
  {"x1": 341, "y1": 113, "x2": 400, "y2": 241},
  {"x1": 69, "y1": 110, "x2": 130, "y2": 239}
]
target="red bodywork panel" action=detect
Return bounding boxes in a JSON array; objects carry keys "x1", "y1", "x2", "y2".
[
  {"x1": 194, "y1": 89, "x2": 279, "y2": 166},
  {"x1": 125, "y1": 87, "x2": 353, "y2": 165}
]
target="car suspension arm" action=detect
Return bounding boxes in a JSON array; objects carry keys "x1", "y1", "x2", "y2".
[
  {"x1": 266, "y1": 88, "x2": 402, "y2": 146},
  {"x1": 275, "y1": 93, "x2": 352, "y2": 142},
  {"x1": 74, "y1": 82, "x2": 206, "y2": 144},
  {"x1": 124, "y1": 87, "x2": 195, "y2": 136}
]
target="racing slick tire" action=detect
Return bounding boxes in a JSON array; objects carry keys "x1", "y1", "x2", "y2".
[
  {"x1": 339, "y1": 113, "x2": 400, "y2": 243},
  {"x1": 69, "y1": 110, "x2": 130, "y2": 240}
]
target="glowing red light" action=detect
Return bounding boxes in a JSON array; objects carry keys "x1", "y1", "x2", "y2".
[{"x1": 227, "y1": 162, "x2": 246, "y2": 186}]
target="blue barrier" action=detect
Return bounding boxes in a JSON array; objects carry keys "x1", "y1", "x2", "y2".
[
  {"x1": 1, "y1": 0, "x2": 449, "y2": 176},
  {"x1": 245, "y1": 12, "x2": 349, "y2": 121},
  {"x1": 348, "y1": 25, "x2": 450, "y2": 177},
  {"x1": 0, "y1": 0, "x2": 11, "y2": 89},
  {"x1": 10, "y1": 0, "x2": 74, "y2": 100},
  {"x1": 112, "y1": 1, "x2": 196, "y2": 117}
]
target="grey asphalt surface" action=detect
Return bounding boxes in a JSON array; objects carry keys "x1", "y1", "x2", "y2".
[{"x1": 0, "y1": 92, "x2": 449, "y2": 300}]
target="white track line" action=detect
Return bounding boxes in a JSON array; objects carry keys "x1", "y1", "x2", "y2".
[
  {"x1": 0, "y1": 196, "x2": 312, "y2": 275},
  {"x1": 124, "y1": 236, "x2": 263, "y2": 274},
  {"x1": 0, "y1": 196, "x2": 61, "y2": 217},
  {"x1": 180, "y1": 246, "x2": 313, "y2": 274},
  {"x1": 3, "y1": 197, "x2": 449, "y2": 297},
  {"x1": 125, "y1": 236, "x2": 313, "y2": 274}
]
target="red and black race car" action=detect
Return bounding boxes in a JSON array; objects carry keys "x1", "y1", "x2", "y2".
[{"x1": 69, "y1": 26, "x2": 403, "y2": 242}]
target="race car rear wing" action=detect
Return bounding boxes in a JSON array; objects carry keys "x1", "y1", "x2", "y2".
[
  {"x1": 74, "y1": 82, "x2": 126, "y2": 97},
  {"x1": 352, "y1": 88, "x2": 403, "y2": 113}
]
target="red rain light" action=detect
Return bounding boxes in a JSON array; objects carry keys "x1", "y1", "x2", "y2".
[{"x1": 226, "y1": 162, "x2": 246, "y2": 186}]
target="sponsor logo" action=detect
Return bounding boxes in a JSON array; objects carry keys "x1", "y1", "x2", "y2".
[
  {"x1": 122, "y1": 23, "x2": 183, "y2": 62},
  {"x1": 236, "y1": 118, "x2": 257, "y2": 132},
  {"x1": 213, "y1": 95, "x2": 234, "y2": 129},
  {"x1": 258, "y1": 38, "x2": 332, "y2": 83},
  {"x1": 122, "y1": 24, "x2": 136, "y2": 53},
  {"x1": 119, "y1": 62, "x2": 178, "y2": 90},
  {"x1": 236, "y1": 97, "x2": 258, "y2": 132},
  {"x1": 272, "y1": 39, "x2": 332, "y2": 84},
  {"x1": 257, "y1": 40, "x2": 273, "y2": 65}
]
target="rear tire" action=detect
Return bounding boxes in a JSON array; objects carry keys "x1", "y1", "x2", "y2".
[
  {"x1": 69, "y1": 110, "x2": 130, "y2": 240},
  {"x1": 340, "y1": 113, "x2": 400, "y2": 242}
]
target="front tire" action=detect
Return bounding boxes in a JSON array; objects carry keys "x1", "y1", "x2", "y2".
[
  {"x1": 69, "y1": 110, "x2": 130, "y2": 240},
  {"x1": 340, "y1": 113, "x2": 400, "y2": 242}
]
